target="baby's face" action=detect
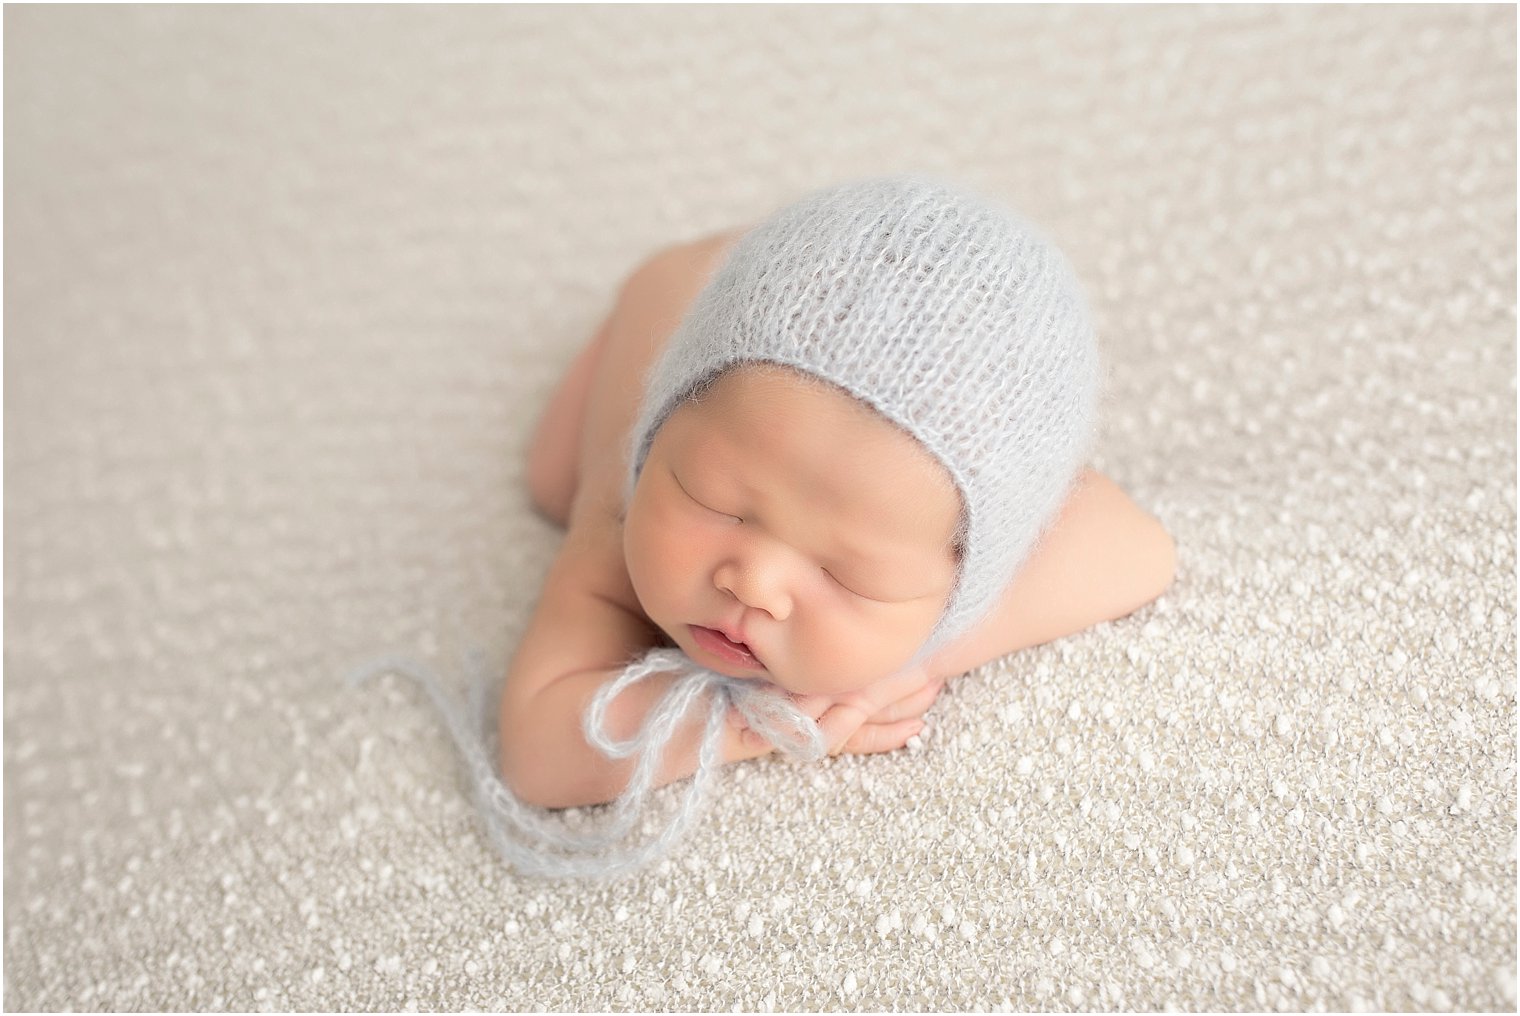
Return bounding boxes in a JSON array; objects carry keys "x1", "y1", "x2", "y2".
[{"x1": 623, "y1": 365, "x2": 962, "y2": 696}]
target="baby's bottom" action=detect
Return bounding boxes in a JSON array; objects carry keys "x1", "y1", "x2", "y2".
[
  {"x1": 525, "y1": 318, "x2": 611, "y2": 527},
  {"x1": 526, "y1": 227, "x2": 750, "y2": 528}
]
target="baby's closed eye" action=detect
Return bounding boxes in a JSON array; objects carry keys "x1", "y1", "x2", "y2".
[
  {"x1": 673, "y1": 471, "x2": 742, "y2": 522},
  {"x1": 820, "y1": 566, "x2": 855, "y2": 591},
  {"x1": 821, "y1": 567, "x2": 885, "y2": 602}
]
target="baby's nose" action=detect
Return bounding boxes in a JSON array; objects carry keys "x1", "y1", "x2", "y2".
[{"x1": 714, "y1": 557, "x2": 792, "y2": 622}]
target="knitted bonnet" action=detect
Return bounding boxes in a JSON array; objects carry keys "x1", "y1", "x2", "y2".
[{"x1": 625, "y1": 174, "x2": 1102, "y2": 662}]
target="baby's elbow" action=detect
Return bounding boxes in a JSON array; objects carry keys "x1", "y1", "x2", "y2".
[
  {"x1": 495, "y1": 715, "x2": 571, "y2": 810},
  {"x1": 498, "y1": 743, "x2": 550, "y2": 809},
  {"x1": 1142, "y1": 517, "x2": 1178, "y2": 605},
  {"x1": 1109, "y1": 514, "x2": 1177, "y2": 623},
  {"x1": 497, "y1": 727, "x2": 617, "y2": 811}
]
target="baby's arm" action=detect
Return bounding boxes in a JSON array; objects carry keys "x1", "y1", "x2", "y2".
[
  {"x1": 922, "y1": 468, "x2": 1176, "y2": 681},
  {"x1": 498, "y1": 517, "x2": 773, "y2": 808}
]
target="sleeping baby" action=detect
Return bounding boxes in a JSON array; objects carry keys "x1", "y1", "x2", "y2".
[
  {"x1": 501, "y1": 175, "x2": 1176, "y2": 825},
  {"x1": 353, "y1": 175, "x2": 1175, "y2": 877}
]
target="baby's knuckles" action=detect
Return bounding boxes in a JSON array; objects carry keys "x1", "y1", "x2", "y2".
[{"x1": 808, "y1": 662, "x2": 942, "y2": 755}]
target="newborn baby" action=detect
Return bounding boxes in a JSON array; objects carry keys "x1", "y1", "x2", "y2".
[{"x1": 503, "y1": 176, "x2": 1176, "y2": 811}]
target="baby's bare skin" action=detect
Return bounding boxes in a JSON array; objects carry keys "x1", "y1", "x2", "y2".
[{"x1": 504, "y1": 231, "x2": 1176, "y2": 808}]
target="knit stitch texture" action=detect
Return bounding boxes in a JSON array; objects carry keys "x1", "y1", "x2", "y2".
[{"x1": 627, "y1": 174, "x2": 1102, "y2": 661}]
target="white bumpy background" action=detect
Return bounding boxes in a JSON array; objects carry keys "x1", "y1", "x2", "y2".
[{"x1": 5, "y1": 5, "x2": 1515, "y2": 1011}]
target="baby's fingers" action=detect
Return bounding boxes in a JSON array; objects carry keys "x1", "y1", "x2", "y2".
[
  {"x1": 866, "y1": 678, "x2": 945, "y2": 725},
  {"x1": 814, "y1": 701, "x2": 872, "y2": 756},
  {"x1": 787, "y1": 693, "x2": 834, "y2": 722},
  {"x1": 838, "y1": 718, "x2": 926, "y2": 756},
  {"x1": 723, "y1": 709, "x2": 779, "y2": 761}
]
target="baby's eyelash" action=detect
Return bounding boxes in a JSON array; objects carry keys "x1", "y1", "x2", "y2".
[
  {"x1": 674, "y1": 472, "x2": 741, "y2": 522},
  {"x1": 822, "y1": 567, "x2": 869, "y2": 599},
  {"x1": 696, "y1": 497, "x2": 741, "y2": 523}
]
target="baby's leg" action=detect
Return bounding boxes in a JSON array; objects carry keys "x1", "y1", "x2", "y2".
[{"x1": 525, "y1": 313, "x2": 613, "y2": 527}]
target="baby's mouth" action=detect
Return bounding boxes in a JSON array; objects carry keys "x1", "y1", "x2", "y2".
[{"x1": 688, "y1": 625, "x2": 764, "y2": 670}]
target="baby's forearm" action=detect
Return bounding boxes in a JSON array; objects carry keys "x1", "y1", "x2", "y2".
[{"x1": 498, "y1": 664, "x2": 767, "y2": 809}]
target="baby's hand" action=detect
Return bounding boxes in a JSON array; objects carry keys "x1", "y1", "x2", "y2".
[
  {"x1": 738, "y1": 667, "x2": 946, "y2": 757},
  {"x1": 726, "y1": 669, "x2": 948, "y2": 757}
]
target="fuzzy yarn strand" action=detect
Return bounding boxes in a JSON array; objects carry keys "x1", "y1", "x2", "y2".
[{"x1": 345, "y1": 648, "x2": 825, "y2": 879}]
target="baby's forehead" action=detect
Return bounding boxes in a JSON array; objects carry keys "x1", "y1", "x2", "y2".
[
  {"x1": 673, "y1": 364, "x2": 963, "y2": 540},
  {"x1": 691, "y1": 364, "x2": 911, "y2": 459}
]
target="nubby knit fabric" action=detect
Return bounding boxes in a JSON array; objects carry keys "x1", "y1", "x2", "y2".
[{"x1": 627, "y1": 174, "x2": 1102, "y2": 661}]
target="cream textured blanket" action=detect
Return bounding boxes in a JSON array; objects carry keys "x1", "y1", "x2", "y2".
[{"x1": 5, "y1": 5, "x2": 1514, "y2": 1011}]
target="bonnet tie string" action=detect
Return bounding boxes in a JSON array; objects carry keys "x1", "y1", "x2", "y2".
[{"x1": 345, "y1": 647, "x2": 825, "y2": 879}]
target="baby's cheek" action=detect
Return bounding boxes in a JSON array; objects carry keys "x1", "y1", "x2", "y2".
[
  {"x1": 787, "y1": 613, "x2": 887, "y2": 695},
  {"x1": 624, "y1": 511, "x2": 686, "y2": 612},
  {"x1": 827, "y1": 606, "x2": 939, "y2": 688}
]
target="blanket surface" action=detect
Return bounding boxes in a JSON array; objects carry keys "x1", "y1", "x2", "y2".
[{"x1": 5, "y1": 5, "x2": 1515, "y2": 1011}]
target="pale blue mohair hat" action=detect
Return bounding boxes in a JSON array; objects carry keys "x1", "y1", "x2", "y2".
[{"x1": 626, "y1": 174, "x2": 1102, "y2": 662}]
